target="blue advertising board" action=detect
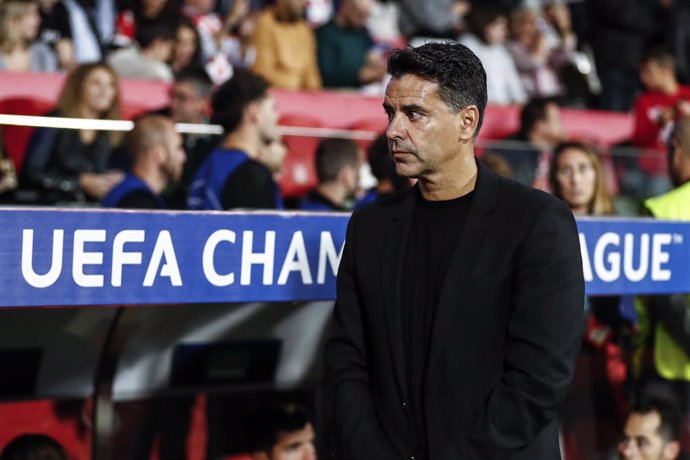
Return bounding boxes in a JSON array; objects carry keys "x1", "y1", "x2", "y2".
[
  {"x1": 0, "y1": 209, "x2": 689, "y2": 307},
  {"x1": 5, "y1": 208, "x2": 348, "y2": 307}
]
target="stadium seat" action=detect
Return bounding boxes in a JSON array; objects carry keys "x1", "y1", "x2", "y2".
[
  {"x1": 278, "y1": 113, "x2": 323, "y2": 198},
  {"x1": 347, "y1": 117, "x2": 387, "y2": 154},
  {"x1": 0, "y1": 97, "x2": 54, "y2": 173}
]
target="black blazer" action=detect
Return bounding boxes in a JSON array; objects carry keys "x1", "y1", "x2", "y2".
[{"x1": 324, "y1": 160, "x2": 584, "y2": 459}]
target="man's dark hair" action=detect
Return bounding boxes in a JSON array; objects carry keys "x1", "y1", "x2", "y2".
[
  {"x1": 315, "y1": 138, "x2": 360, "y2": 183},
  {"x1": 0, "y1": 434, "x2": 68, "y2": 460},
  {"x1": 641, "y1": 47, "x2": 676, "y2": 69},
  {"x1": 174, "y1": 65, "x2": 214, "y2": 98},
  {"x1": 244, "y1": 403, "x2": 313, "y2": 452},
  {"x1": 519, "y1": 97, "x2": 559, "y2": 137},
  {"x1": 136, "y1": 20, "x2": 176, "y2": 50},
  {"x1": 387, "y1": 43, "x2": 487, "y2": 138},
  {"x1": 630, "y1": 397, "x2": 681, "y2": 442},
  {"x1": 211, "y1": 68, "x2": 270, "y2": 134}
]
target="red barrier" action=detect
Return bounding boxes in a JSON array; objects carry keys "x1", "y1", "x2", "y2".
[{"x1": 0, "y1": 72, "x2": 633, "y2": 145}]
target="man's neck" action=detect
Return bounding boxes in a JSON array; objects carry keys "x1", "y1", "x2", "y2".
[
  {"x1": 659, "y1": 78, "x2": 679, "y2": 95},
  {"x1": 316, "y1": 182, "x2": 346, "y2": 207},
  {"x1": 133, "y1": 166, "x2": 165, "y2": 195},
  {"x1": 221, "y1": 130, "x2": 260, "y2": 159},
  {"x1": 418, "y1": 155, "x2": 477, "y2": 201}
]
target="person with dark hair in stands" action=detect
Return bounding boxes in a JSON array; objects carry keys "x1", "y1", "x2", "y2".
[
  {"x1": 356, "y1": 133, "x2": 410, "y2": 208},
  {"x1": 107, "y1": 19, "x2": 176, "y2": 82},
  {"x1": 300, "y1": 138, "x2": 360, "y2": 211},
  {"x1": 324, "y1": 42, "x2": 583, "y2": 459},
  {"x1": 112, "y1": 0, "x2": 179, "y2": 49},
  {"x1": 0, "y1": 433, "x2": 68, "y2": 460},
  {"x1": 37, "y1": 0, "x2": 76, "y2": 71},
  {"x1": 21, "y1": 62, "x2": 124, "y2": 204},
  {"x1": 187, "y1": 68, "x2": 281, "y2": 210},
  {"x1": 170, "y1": 19, "x2": 204, "y2": 74},
  {"x1": 491, "y1": 96, "x2": 567, "y2": 188},
  {"x1": 618, "y1": 398, "x2": 681, "y2": 460},
  {"x1": 153, "y1": 65, "x2": 218, "y2": 209},
  {"x1": 102, "y1": 115, "x2": 185, "y2": 208},
  {"x1": 245, "y1": 403, "x2": 317, "y2": 460}
]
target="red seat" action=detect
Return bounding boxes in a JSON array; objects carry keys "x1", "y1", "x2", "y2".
[
  {"x1": 0, "y1": 97, "x2": 54, "y2": 173},
  {"x1": 278, "y1": 113, "x2": 323, "y2": 198},
  {"x1": 347, "y1": 117, "x2": 387, "y2": 155}
]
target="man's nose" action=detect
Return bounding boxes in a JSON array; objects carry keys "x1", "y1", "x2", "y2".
[{"x1": 386, "y1": 113, "x2": 405, "y2": 140}]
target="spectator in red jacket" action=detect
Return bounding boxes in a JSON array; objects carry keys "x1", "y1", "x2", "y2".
[{"x1": 632, "y1": 48, "x2": 690, "y2": 179}]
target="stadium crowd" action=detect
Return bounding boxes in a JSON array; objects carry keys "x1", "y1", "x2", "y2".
[{"x1": 1, "y1": 0, "x2": 690, "y2": 459}]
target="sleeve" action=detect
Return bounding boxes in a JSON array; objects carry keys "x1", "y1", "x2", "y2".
[
  {"x1": 460, "y1": 198, "x2": 584, "y2": 454},
  {"x1": 323, "y1": 212, "x2": 401, "y2": 458},
  {"x1": 221, "y1": 160, "x2": 278, "y2": 209},
  {"x1": 631, "y1": 96, "x2": 660, "y2": 148},
  {"x1": 302, "y1": 27, "x2": 322, "y2": 90},
  {"x1": 21, "y1": 126, "x2": 80, "y2": 194}
]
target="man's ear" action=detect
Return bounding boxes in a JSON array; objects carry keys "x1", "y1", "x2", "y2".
[
  {"x1": 458, "y1": 105, "x2": 479, "y2": 143},
  {"x1": 151, "y1": 144, "x2": 166, "y2": 164}
]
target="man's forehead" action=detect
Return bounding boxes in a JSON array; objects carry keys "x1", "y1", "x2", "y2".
[{"x1": 384, "y1": 75, "x2": 442, "y2": 105}]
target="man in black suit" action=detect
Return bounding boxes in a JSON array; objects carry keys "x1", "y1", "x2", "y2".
[{"x1": 323, "y1": 43, "x2": 584, "y2": 459}]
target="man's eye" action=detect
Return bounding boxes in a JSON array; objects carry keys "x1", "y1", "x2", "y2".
[{"x1": 408, "y1": 112, "x2": 420, "y2": 120}]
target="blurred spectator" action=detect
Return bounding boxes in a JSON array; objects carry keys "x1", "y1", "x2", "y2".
[
  {"x1": 356, "y1": 133, "x2": 410, "y2": 208},
  {"x1": 299, "y1": 138, "x2": 360, "y2": 211},
  {"x1": 60, "y1": 0, "x2": 106, "y2": 63},
  {"x1": 113, "y1": 0, "x2": 178, "y2": 48},
  {"x1": 398, "y1": 0, "x2": 469, "y2": 41},
  {"x1": 0, "y1": 433, "x2": 69, "y2": 460},
  {"x1": 187, "y1": 69, "x2": 282, "y2": 210},
  {"x1": 170, "y1": 18, "x2": 203, "y2": 74},
  {"x1": 316, "y1": 0, "x2": 387, "y2": 89},
  {"x1": 107, "y1": 20, "x2": 175, "y2": 82},
  {"x1": 21, "y1": 62, "x2": 125, "y2": 204},
  {"x1": 251, "y1": 0, "x2": 322, "y2": 90},
  {"x1": 0, "y1": 0, "x2": 58, "y2": 72},
  {"x1": 365, "y1": 0, "x2": 402, "y2": 46},
  {"x1": 245, "y1": 403, "x2": 317, "y2": 460},
  {"x1": 549, "y1": 141, "x2": 613, "y2": 216},
  {"x1": 38, "y1": 0, "x2": 75, "y2": 70},
  {"x1": 587, "y1": 0, "x2": 661, "y2": 112},
  {"x1": 491, "y1": 97, "x2": 566, "y2": 187},
  {"x1": 479, "y1": 151, "x2": 512, "y2": 179},
  {"x1": 550, "y1": 141, "x2": 632, "y2": 460},
  {"x1": 256, "y1": 132, "x2": 287, "y2": 178},
  {"x1": 632, "y1": 48, "x2": 690, "y2": 179},
  {"x1": 633, "y1": 118, "x2": 690, "y2": 432},
  {"x1": 507, "y1": 6, "x2": 575, "y2": 99},
  {"x1": 182, "y1": 0, "x2": 223, "y2": 62},
  {"x1": 618, "y1": 398, "x2": 681, "y2": 460},
  {"x1": 103, "y1": 115, "x2": 185, "y2": 208},
  {"x1": 459, "y1": 4, "x2": 527, "y2": 106},
  {"x1": 219, "y1": 0, "x2": 256, "y2": 69},
  {"x1": 160, "y1": 66, "x2": 218, "y2": 208}
]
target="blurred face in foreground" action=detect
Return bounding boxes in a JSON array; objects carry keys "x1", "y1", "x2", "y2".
[{"x1": 618, "y1": 411, "x2": 679, "y2": 460}]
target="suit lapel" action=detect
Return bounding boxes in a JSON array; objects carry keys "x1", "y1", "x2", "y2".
[
  {"x1": 381, "y1": 187, "x2": 416, "y2": 400},
  {"x1": 427, "y1": 161, "x2": 499, "y2": 376}
]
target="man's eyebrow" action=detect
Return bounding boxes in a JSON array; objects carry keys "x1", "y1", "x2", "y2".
[{"x1": 400, "y1": 103, "x2": 426, "y2": 113}]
